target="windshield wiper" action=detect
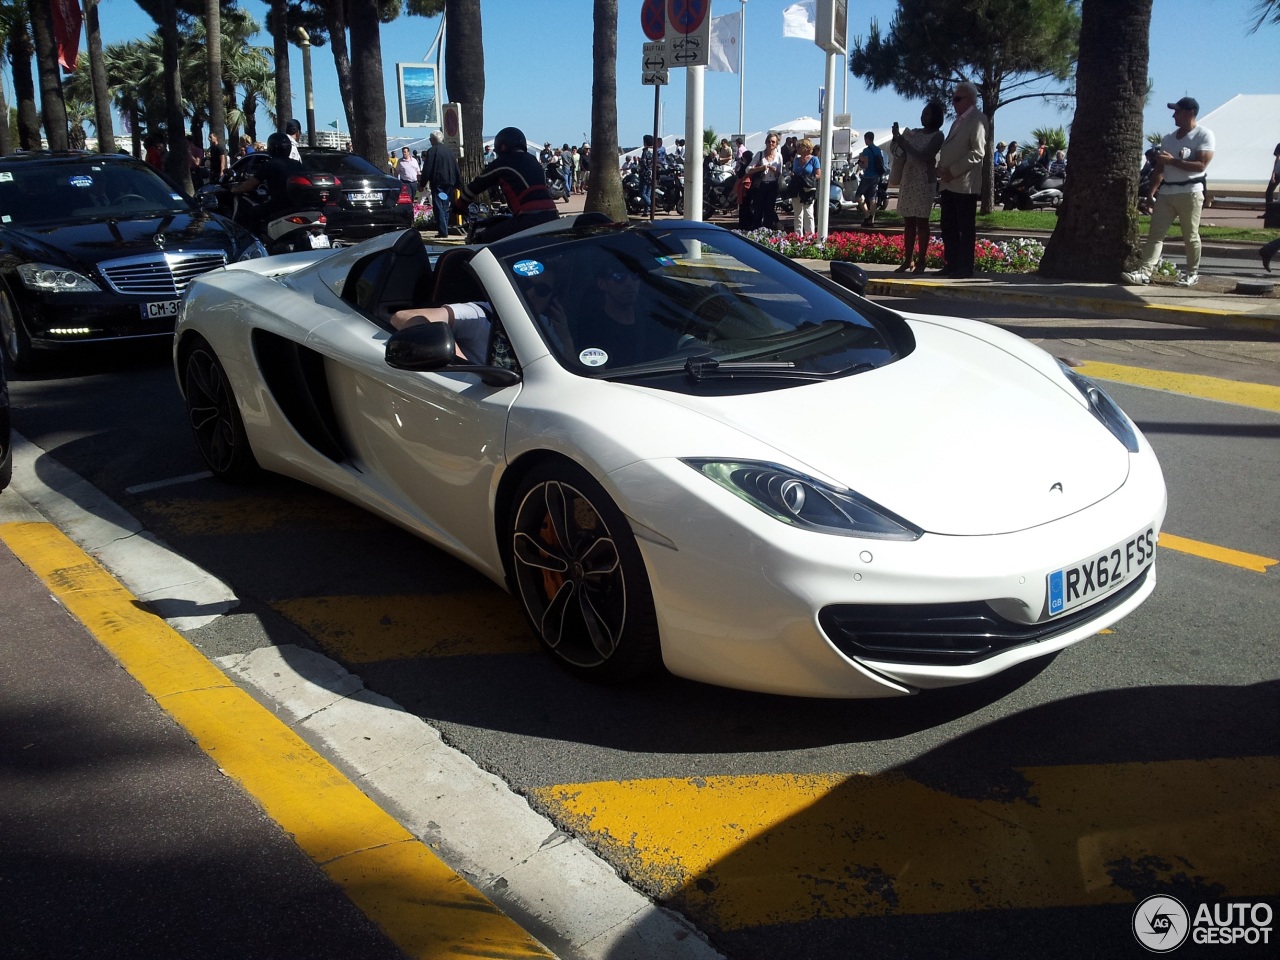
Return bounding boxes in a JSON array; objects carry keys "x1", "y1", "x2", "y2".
[{"x1": 683, "y1": 356, "x2": 831, "y2": 382}]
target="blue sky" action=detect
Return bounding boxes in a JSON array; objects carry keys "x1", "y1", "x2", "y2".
[{"x1": 19, "y1": 0, "x2": 1280, "y2": 151}]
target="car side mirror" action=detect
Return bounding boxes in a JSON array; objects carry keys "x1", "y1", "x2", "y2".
[
  {"x1": 829, "y1": 260, "x2": 868, "y2": 297},
  {"x1": 385, "y1": 321, "x2": 520, "y2": 387},
  {"x1": 198, "y1": 191, "x2": 221, "y2": 210}
]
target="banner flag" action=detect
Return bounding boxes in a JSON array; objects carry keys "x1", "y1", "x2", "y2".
[
  {"x1": 52, "y1": 0, "x2": 83, "y2": 70},
  {"x1": 782, "y1": 0, "x2": 816, "y2": 40},
  {"x1": 707, "y1": 11, "x2": 741, "y2": 74},
  {"x1": 329, "y1": 119, "x2": 340, "y2": 129}
]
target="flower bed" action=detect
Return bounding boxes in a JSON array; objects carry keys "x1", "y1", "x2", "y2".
[{"x1": 736, "y1": 228, "x2": 1048, "y2": 274}]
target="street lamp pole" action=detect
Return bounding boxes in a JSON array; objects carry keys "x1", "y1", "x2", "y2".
[{"x1": 296, "y1": 27, "x2": 316, "y2": 147}]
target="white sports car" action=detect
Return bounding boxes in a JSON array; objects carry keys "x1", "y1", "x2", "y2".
[{"x1": 174, "y1": 217, "x2": 1166, "y2": 698}]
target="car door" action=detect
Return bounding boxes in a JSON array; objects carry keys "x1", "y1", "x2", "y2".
[{"x1": 309, "y1": 310, "x2": 521, "y2": 581}]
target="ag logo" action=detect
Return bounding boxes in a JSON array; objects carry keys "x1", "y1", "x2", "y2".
[{"x1": 1133, "y1": 895, "x2": 1190, "y2": 953}]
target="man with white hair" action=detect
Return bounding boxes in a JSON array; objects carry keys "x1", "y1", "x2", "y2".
[
  {"x1": 421, "y1": 130, "x2": 461, "y2": 238},
  {"x1": 936, "y1": 80, "x2": 986, "y2": 278}
]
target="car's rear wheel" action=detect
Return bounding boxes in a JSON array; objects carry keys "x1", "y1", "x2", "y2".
[
  {"x1": 182, "y1": 338, "x2": 259, "y2": 481},
  {"x1": 508, "y1": 462, "x2": 661, "y2": 682},
  {"x1": 0, "y1": 283, "x2": 38, "y2": 373}
]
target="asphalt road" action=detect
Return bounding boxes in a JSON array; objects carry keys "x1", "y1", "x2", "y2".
[{"x1": 4, "y1": 292, "x2": 1278, "y2": 960}]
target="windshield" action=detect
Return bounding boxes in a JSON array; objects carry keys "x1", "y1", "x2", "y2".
[
  {"x1": 302, "y1": 152, "x2": 386, "y2": 177},
  {"x1": 500, "y1": 225, "x2": 908, "y2": 381},
  {"x1": 0, "y1": 160, "x2": 190, "y2": 226}
]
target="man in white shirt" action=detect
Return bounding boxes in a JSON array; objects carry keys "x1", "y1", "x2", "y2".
[
  {"x1": 935, "y1": 81, "x2": 987, "y2": 278},
  {"x1": 395, "y1": 147, "x2": 422, "y2": 201},
  {"x1": 1123, "y1": 97, "x2": 1215, "y2": 288}
]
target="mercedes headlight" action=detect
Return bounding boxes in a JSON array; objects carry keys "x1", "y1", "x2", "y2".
[
  {"x1": 1058, "y1": 361, "x2": 1139, "y2": 452},
  {"x1": 684, "y1": 460, "x2": 922, "y2": 540},
  {"x1": 17, "y1": 263, "x2": 100, "y2": 293},
  {"x1": 237, "y1": 241, "x2": 268, "y2": 261}
]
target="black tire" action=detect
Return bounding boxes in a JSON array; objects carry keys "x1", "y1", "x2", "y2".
[
  {"x1": 0, "y1": 282, "x2": 39, "y2": 373},
  {"x1": 0, "y1": 435, "x2": 11, "y2": 492},
  {"x1": 181, "y1": 338, "x2": 260, "y2": 481},
  {"x1": 508, "y1": 461, "x2": 661, "y2": 683}
]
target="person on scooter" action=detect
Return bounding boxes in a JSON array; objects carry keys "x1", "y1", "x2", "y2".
[
  {"x1": 229, "y1": 131, "x2": 304, "y2": 236},
  {"x1": 455, "y1": 125, "x2": 559, "y2": 243}
]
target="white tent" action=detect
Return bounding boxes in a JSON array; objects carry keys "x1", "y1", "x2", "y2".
[{"x1": 1191, "y1": 94, "x2": 1279, "y2": 184}]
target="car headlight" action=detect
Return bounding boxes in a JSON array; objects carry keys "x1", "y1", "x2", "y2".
[
  {"x1": 1058, "y1": 361, "x2": 1139, "y2": 452},
  {"x1": 683, "y1": 459, "x2": 923, "y2": 540},
  {"x1": 16, "y1": 263, "x2": 100, "y2": 293},
  {"x1": 237, "y1": 241, "x2": 268, "y2": 261}
]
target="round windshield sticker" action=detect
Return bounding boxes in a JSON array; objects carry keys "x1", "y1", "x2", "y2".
[
  {"x1": 68, "y1": 175, "x2": 94, "y2": 188},
  {"x1": 579, "y1": 348, "x2": 608, "y2": 367},
  {"x1": 512, "y1": 259, "x2": 544, "y2": 277}
]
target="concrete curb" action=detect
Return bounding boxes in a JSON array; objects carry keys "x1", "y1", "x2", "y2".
[{"x1": 863, "y1": 276, "x2": 1280, "y2": 335}]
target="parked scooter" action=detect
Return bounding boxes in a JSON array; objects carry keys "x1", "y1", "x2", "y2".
[
  {"x1": 703, "y1": 159, "x2": 738, "y2": 218},
  {"x1": 545, "y1": 160, "x2": 570, "y2": 203},
  {"x1": 198, "y1": 186, "x2": 330, "y2": 254},
  {"x1": 1000, "y1": 158, "x2": 1064, "y2": 211}
]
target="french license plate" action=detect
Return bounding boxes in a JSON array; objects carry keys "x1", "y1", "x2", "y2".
[
  {"x1": 141, "y1": 299, "x2": 180, "y2": 320},
  {"x1": 308, "y1": 233, "x2": 331, "y2": 249},
  {"x1": 347, "y1": 191, "x2": 379, "y2": 202},
  {"x1": 1047, "y1": 526, "x2": 1156, "y2": 617}
]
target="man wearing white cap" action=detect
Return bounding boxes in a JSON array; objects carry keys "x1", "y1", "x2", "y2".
[{"x1": 1123, "y1": 96, "x2": 1215, "y2": 288}]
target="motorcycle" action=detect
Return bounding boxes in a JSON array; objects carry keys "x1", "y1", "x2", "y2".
[
  {"x1": 703, "y1": 160, "x2": 738, "y2": 219},
  {"x1": 1000, "y1": 159, "x2": 1064, "y2": 211},
  {"x1": 1137, "y1": 148, "x2": 1157, "y2": 215},
  {"x1": 656, "y1": 158, "x2": 684, "y2": 215},
  {"x1": 197, "y1": 185, "x2": 331, "y2": 254},
  {"x1": 545, "y1": 161, "x2": 570, "y2": 203},
  {"x1": 464, "y1": 201, "x2": 511, "y2": 245}
]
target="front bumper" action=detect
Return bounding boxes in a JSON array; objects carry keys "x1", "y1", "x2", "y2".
[{"x1": 608, "y1": 447, "x2": 1167, "y2": 699}]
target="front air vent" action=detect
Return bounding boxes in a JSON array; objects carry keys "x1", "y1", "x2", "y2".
[{"x1": 99, "y1": 252, "x2": 227, "y2": 297}]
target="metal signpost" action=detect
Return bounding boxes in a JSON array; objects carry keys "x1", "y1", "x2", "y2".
[{"x1": 642, "y1": 40, "x2": 668, "y2": 221}]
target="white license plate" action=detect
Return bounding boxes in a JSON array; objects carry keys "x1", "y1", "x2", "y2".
[
  {"x1": 308, "y1": 233, "x2": 331, "y2": 248},
  {"x1": 141, "y1": 299, "x2": 180, "y2": 320},
  {"x1": 1047, "y1": 526, "x2": 1156, "y2": 617},
  {"x1": 347, "y1": 191, "x2": 379, "y2": 202}
]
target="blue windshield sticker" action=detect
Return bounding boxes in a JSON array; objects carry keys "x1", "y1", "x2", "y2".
[
  {"x1": 512, "y1": 259, "x2": 544, "y2": 277},
  {"x1": 68, "y1": 175, "x2": 94, "y2": 188},
  {"x1": 0, "y1": 172, "x2": 13, "y2": 182},
  {"x1": 655, "y1": 256, "x2": 676, "y2": 267}
]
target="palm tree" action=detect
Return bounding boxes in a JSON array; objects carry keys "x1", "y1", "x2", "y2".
[
  {"x1": 443, "y1": 0, "x2": 483, "y2": 181},
  {"x1": 205, "y1": 0, "x2": 224, "y2": 149},
  {"x1": 1250, "y1": 0, "x2": 1279, "y2": 29},
  {"x1": 3, "y1": 2, "x2": 41, "y2": 149},
  {"x1": 268, "y1": 0, "x2": 292, "y2": 130},
  {"x1": 28, "y1": 0, "x2": 69, "y2": 150},
  {"x1": 586, "y1": 0, "x2": 625, "y2": 220},
  {"x1": 1039, "y1": 0, "x2": 1152, "y2": 281},
  {"x1": 83, "y1": 0, "x2": 116, "y2": 153},
  {"x1": 347, "y1": 0, "x2": 387, "y2": 169}
]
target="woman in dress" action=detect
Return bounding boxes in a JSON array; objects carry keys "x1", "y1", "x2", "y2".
[
  {"x1": 746, "y1": 133, "x2": 784, "y2": 230},
  {"x1": 890, "y1": 101, "x2": 946, "y2": 273}
]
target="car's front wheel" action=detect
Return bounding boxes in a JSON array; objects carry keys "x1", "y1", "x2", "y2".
[
  {"x1": 181, "y1": 338, "x2": 260, "y2": 481},
  {"x1": 508, "y1": 462, "x2": 661, "y2": 683},
  {"x1": 0, "y1": 283, "x2": 37, "y2": 372}
]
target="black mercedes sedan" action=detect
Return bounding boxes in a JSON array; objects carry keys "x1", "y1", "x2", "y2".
[
  {"x1": 209, "y1": 147, "x2": 414, "y2": 243},
  {"x1": 0, "y1": 359, "x2": 11, "y2": 491},
  {"x1": 0, "y1": 151, "x2": 265, "y2": 370}
]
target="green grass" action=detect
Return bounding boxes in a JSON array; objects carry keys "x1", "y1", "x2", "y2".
[{"x1": 838, "y1": 207, "x2": 1278, "y2": 243}]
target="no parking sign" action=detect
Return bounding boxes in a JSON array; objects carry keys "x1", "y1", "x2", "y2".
[{"x1": 666, "y1": 0, "x2": 710, "y2": 67}]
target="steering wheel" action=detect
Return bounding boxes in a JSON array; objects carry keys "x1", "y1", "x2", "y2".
[
  {"x1": 116, "y1": 193, "x2": 147, "y2": 204},
  {"x1": 684, "y1": 285, "x2": 736, "y2": 342}
]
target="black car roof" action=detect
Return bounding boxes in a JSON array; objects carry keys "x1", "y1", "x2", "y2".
[{"x1": 0, "y1": 150, "x2": 145, "y2": 166}]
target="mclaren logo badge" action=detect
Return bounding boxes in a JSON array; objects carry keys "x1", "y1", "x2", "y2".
[{"x1": 1050, "y1": 482, "x2": 1064, "y2": 493}]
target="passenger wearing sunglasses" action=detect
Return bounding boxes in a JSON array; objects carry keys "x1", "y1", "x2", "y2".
[{"x1": 935, "y1": 81, "x2": 987, "y2": 278}]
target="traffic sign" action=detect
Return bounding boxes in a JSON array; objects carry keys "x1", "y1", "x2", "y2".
[
  {"x1": 641, "y1": 0, "x2": 665, "y2": 40},
  {"x1": 642, "y1": 66, "x2": 669, "y2": 86},
  {"x1": 667, "y1": 0, "x2": 709, "y2": 34},
  {"x1": 642, "y1": 42, "x2": 669, "y2": 86},
  {"x1": 665, "y1": 0, "x2": 710, "y2": 67}
]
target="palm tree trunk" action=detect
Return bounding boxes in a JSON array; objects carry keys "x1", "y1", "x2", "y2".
[
  {"x1": 0, "y1": 67, "x2": 10, "y2": 155},
  {"x1": 444, "y1": 0, "x2": 484, "y2": 183},
  {"x1": 83, "y1": 0, "x2": 116, "y2": 153},
  {"x1": 158, "y1": 0, "x2": 190, "y2": 191},
  {"x1": 1038, "y1": 0, "x2": 1152, "y2": 280},
  {"x1": 320, "y1": 0, "x2": 356, "y2": 143},
  {"x1": 205, "y1": 0, "x2": 224, "y2": 148},
  {"x1": 347, "y1": 0, "x2": 387, "y2": 170},
  {"x1": 587, "y1": 0, "x2": 625, "y2": 220},
  {"x1": 29, "y1": 0, "x2": 69, "y2": 150},
  {"x1": 271, "y1": 0, "x2": 292, "y2": 131},
  {"x1": 9, "y1": 19, "x2": 42, "y2": 150}
]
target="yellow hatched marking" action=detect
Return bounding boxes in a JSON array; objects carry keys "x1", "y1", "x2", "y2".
[
  {"x1": 1074, "y1": 361, "x2": 1280, "y2": 413},
  {"x1": 1159, "y1": 533, "x2": 1277, "y2": 574},
  {"x1": 272, "y1": 593, "x2": 537, "y2": 663},
  {"x1": 534, "y1": 760, "x2": 1280, "y2": 930},
  {"x1": 0, "y1": 521, "x2": 553, "y2": 960}
]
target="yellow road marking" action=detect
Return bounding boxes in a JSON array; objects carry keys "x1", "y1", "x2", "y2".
[
  {"x1": 272, "y1": 593, "x2": 537, "y2": 663},
  {"x1": 0, "y1": 521, "x2": 553, "y2": 960},
  {"x1": 1160, "y1": 533, "x2": 1278, "y2": 574},
  {"x1": 534, "y1": 761, "x2": 1280, "y2": 930},
  {"x1": 1074, "y1": 361, "x2": 1280, "y2": 413}
]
